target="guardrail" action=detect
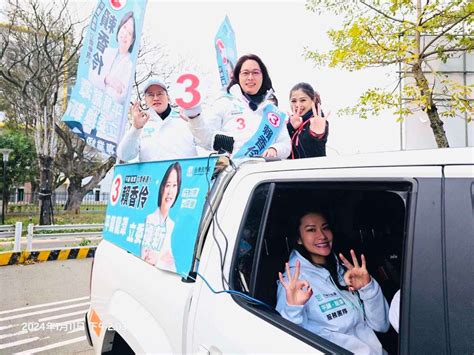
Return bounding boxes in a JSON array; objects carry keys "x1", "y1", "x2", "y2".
[
  {"x1": 26, "y1": 223, "x2": 103, "y2": 251},
  {"x1": 0, "y1": 222, "x2": 23, "y2": 252}
]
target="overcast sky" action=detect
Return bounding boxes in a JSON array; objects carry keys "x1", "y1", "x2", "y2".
[{"x1": 12, "y1": 0, "x2": 404, "y2": 154}]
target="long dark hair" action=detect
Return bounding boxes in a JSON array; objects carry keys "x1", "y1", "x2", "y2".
[
  {"x1": 226, "y1": 53, "x2": 273, "y2": 96},
  {"x1": 294, "y1": 210, "x2": 348, "y2": 291},
  {"x1": 116, "y1": 11, "x2": 136, "y2": 53},
  {"x1": 157, "y1": 162, "x2": 182, "y2": 208}
]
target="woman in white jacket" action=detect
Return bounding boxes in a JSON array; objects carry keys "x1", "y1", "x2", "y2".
[
  {"x1": 183, "y1": 54, "x2": 291, "y2": 159},
  {"x1": 276, "y1": 211, "x2": 390, "y2": 354},
  {"x1": 141, "y1": 162, "x2": 181, "y2": 272}
]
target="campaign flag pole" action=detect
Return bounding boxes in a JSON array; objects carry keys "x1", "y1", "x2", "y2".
[
  {"x1": 214, "y1": 15, "x2": 238, "y2": 89},
  {"x1": 61, "y1": 0, "x2": 148, "y2": 156}
]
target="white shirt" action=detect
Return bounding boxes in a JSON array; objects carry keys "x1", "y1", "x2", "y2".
[
  {"x1": 117, "y1": 108, "x2": 198, "y2": 162},
  {"x1": 389, "y1": 289, "x2": 400, "y2": 333}
]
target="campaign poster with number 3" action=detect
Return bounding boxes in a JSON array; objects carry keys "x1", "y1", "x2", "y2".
[
  {"x1": 103, "y1": 156, "x2": 218, "y2": 277},
  {"x1": 62, "y1": 0, "x2": 147, "y2": 156}
]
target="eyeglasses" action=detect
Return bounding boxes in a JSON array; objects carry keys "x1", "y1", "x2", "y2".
[{"x1": 239, "y1": 69, "x2": 262, "y2": 78}]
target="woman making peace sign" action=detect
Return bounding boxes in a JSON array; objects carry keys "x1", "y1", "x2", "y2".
[
  {"x1": 287, "y1": 82, "x2": 329, "y2": 159},
  {"x1": 276, "y1": 211, "x2": 389, "y2": 354}
]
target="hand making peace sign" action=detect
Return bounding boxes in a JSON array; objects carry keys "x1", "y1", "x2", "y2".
[
  {"x1": 289, "y1": 106, "x2": 303, "y2": 130},
  {"x1": 309, "y1": 102, "x2": 330, "y2": 136}
]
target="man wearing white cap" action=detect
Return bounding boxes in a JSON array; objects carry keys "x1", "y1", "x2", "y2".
[{"x1": 117, "y1": 77, "x2": 198, "y2": 162}]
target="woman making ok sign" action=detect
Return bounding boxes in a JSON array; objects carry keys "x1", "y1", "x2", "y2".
[{"x1": 276, "y1": 211, "x2": 389, "y2": 354}]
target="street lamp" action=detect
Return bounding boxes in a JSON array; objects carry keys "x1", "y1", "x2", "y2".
[{"x1": 0, "y1": 149, "x2": 13, "y2": 224}]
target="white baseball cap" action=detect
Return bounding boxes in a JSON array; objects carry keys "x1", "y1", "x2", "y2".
[{"x1": 143, "y1": 77, "x2": 167, "y2": 93}]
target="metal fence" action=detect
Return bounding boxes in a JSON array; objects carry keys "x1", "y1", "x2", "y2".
[
  {"x1": 5, "y1": 191, "x2": 109, "y2": 215},
  {"x1": 0, "y1": 222, "x2": 103, "y2": 252}
]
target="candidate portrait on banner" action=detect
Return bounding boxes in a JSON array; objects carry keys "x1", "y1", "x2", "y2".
[
  {"x1": 140, "y1": 162, "x2": 182, "y2": 272},
  {"x1": 88, "y1": 11, "x2": 136, "y2": 105},
  {"x1": 103, "y1": 157, "x2": 218, "y2": 277},
  {"x1": 62, "y1": 0, "x2": 147, "y2": 156}
]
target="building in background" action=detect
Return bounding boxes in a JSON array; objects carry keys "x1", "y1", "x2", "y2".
[{"x1": 401, "y1": 37, "x2": 473, "y2": 150}]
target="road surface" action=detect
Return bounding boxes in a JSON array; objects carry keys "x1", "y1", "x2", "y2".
[{"x1": 0, "y1": 259, "x2": 94, "y2": 354}]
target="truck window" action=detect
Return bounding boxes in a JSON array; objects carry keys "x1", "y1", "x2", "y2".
[
  {"x1": 232, "y1": 183, "x2": 272, "y2": 293},
  {"x1": 231, "y1": 181, "x2": 412, "y2": 354}
]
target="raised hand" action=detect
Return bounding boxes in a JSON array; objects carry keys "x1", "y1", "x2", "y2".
[
  {"x1": 289, "y1": 106, "x2": 303, "y2": 130},
  {"x1": 339, "y1": 249, "x2": 371, "y2": 292},
  {"x1": 278, "y1": 260, "x2": 313, "y2": 306},
  {"x1": 130, "y1": 101, "x2": 150, "y2": 129},
  {"x1": 309, "y1": 102, "x2": 329, "y2": 135}
]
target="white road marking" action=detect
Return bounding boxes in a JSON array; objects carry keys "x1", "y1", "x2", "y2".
[
  {"x1": 0, "y1": 296, "x2": 89, "y2": 315},
  {"x1": 12, "y1": 336, "x2": 87, "y2": 354},
  {"x1": 0, "y1": 302, "x2": 90, "y2": 322},
  {"x1": 0, "y1": 336, "x2": 40, "y2": 350},
  {"x1": 0, "y1": 323, "x2": 19, "y2": 331},
  {"x1": 37, "y1": 309, "x2": 88, "y2": 322},
  {"x1": 0, "y1": 329, "x2": 28, "y2": 340}
]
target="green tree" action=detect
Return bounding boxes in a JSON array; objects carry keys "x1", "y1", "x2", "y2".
[
  {"x1": 0, "y1": 129, "x2": 38, "y2": 204},
  {"x1": 305, "y1": 0, "x2": 473, "y2": 148}
]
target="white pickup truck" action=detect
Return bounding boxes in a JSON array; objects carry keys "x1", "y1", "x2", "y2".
[{"x1": 85, "y1": 148, "x2": 474, "y2": 354}]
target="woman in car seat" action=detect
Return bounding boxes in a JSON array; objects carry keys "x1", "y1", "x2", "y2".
[{"x1": 276, "y1": 211, "x2": 390, "y2": 354}]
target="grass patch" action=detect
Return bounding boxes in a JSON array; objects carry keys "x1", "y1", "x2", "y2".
[
  {"x1": 0, "y1": 242, "x2": 14, "y2": 252},
  {"x1": 79, "y1": 238, "x2": 92, "y2": 246},
  {"x1": 6, "y1": 211, "x2": 106, "y2": 226}
]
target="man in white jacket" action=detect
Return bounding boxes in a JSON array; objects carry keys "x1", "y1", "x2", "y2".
[{"x1": 117, "y1": 77, "x2": 197, "y2": 162}]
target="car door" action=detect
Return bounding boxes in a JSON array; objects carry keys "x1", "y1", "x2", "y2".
[
  {"x1": 399, "y1": 169, "x2": 447, "y2": 354},
  {"x1": 442, "y1": 164, "x2": 474, "y2": 354}
]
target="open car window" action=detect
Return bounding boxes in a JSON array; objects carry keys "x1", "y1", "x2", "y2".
[{"x1": 231, "y1": 180, "x2": 413, "y2": 354}]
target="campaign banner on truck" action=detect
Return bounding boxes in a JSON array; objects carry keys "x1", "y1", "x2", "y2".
[
  {"x1": 62, "y1": 0, "x2": 147, "y2": 156},
  {"x1": 103, "y1": 156, "x2": 218, "y2": 276},
  {"x1": 215, "y1": 15, "x2": 237, "y2": 88}
]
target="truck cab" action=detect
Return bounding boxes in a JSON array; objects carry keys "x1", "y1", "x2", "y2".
[{"x1": 86, "y1": 148, "x2": 474, "y2": 354}]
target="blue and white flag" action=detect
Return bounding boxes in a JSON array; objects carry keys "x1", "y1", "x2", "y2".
[
  {"x1": 62, "y1": 0, "x2": 147, "y2": 155},
  {"x1": 215, "y1": 16, "x2": 237, "y2": 89},
  {"x1": 103, "y1": 156, "x2": 218, "y2": 277}
]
